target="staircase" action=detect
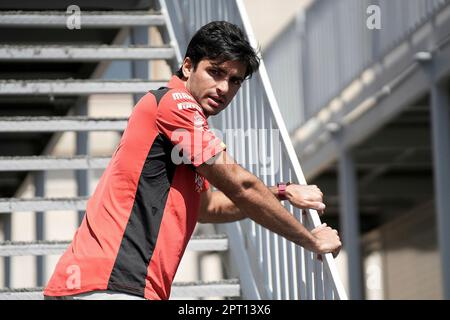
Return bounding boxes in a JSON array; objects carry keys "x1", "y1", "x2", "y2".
[
  {"x1": 0, "y1": 0, "x2": 347, "y2": 300},
  {"x1": 0, "y1": 1, "x2": 239, "y2": 300}
]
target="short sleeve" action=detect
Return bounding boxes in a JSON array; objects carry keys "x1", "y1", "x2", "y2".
[{"x1": 156, "y1": 89, "x2": 226, "y2": 167}]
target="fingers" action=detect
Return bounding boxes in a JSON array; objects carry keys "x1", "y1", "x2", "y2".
[
  {"x1": 302, "y1": 201, "x2": 326, "y2": 214},
  {"x1": 312, "y1": 225, "x2": 342, "y2": 256},
  {"x1": 290, "y1": 184, "x2": 327, "y2": 212},
  {"x1": 333, "y1": 234, "x2": 342, "y2": 258},
  {"x1": 317, "y1": 248, "x2": 340, "y2": 260},
  {"x1": 332, "y1": 245, "x2": 341, "y2": 258},
  {"x1": 310, "y1": 201, "x2": 326, "y2": 211},
  {"x1": 311, "y1": 223, "x2": 328, "y2": 232}
]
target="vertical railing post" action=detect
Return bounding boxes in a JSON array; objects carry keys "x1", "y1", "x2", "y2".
[
  {"x1": 131, "y1": 26, "x2": 150, "y2": 104},
  {"x1": 338, "y1": 147, "x2": 363, "y2": 299},
  {"x1": 418, "y1": 36, "x2": 450, "y2": 299},
  {"x1": 429, "y1": 74, "x2": 450, "y2": 300},
  {"x1": 3, "y1": 213, "x2": 11, "y2": 287},
  {"x1": 296, "y1": 10, "x2": 307, "y2": 122},
  {"x1": 76, "y1": 102, "x2": 90, "y2": 225},
  {"x1": 35, "y1": 171, "x2": 45, "y2": 286}
]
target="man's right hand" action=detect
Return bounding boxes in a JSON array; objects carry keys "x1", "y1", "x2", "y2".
[{"x1": 310, "y1": 223, "x2": 342, "y2": 258}]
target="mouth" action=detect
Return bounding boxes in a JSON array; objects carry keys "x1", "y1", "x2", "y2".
[{"x1": 207, "y1": 96, "x2": 224, "y2": 109}]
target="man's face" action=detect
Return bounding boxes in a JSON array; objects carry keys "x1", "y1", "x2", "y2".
[{"x1": 183, "y1": 58, "x2": 246, "y2": 117}]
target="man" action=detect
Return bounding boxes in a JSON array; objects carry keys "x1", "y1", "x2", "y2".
[{"x1": 44, "y1": 21, "x2": 341, "y2": 300}]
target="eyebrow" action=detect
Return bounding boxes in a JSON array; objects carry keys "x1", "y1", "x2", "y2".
[{"x1": 210, "y1": 64, "x2": 245, "y2": 82}]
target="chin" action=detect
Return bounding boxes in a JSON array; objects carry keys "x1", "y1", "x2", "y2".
[
  {"x1": 209, "y1": 108, "x2": 223, "y2": 116},
  {"x1": 201, "y1": 105, "x2": 216, "y2": 116}
]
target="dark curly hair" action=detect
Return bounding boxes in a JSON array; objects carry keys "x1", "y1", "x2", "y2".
[{"x1": 176, "y1": 21, "x2": 260, "y2": 79}]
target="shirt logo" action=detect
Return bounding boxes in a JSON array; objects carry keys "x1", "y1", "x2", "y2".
[
  {"x1": 177, "y1": 102, "x2": 201, "y2": 111},
  {"x1": 172, "y1": 92, "x2": 196, "y2": 101}
]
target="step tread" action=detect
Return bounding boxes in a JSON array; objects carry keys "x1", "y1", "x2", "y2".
[
  {"x1": 0, "y1": 45, "x2": 175, "y2": 60},
  {"x1": 0, "y1": 234, "x2": 227, "y2": 246},
  {"x1": 0, "y1": 279, "x2": 241, "y2": 299}
]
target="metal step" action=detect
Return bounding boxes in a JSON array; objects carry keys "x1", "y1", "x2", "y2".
[
  {"x1": 0, "y1": 197, "x2": 88, "y2": 213},
  {"x1": 171, "y1": 279, "x2": 240, "y2": 298},
  {"x1": 0, "y1": 80, "x2": 168, "y2": 95},
  {"x1": 0, "y1": 117, "x2": 128, "y2": 132},
  {"x1": 0, "y1": 235, "x2": 229, "y2": 256},
  {"x1": 0, "y1": 156, "x2": 110, "y2": 171},
  {"x1": 0, "y1": 45, "x2": 175, "y2": 61},
  {"x1": 0, "y1": 11, "x2": 165, "y2": 28},
  {"x1": 0, "y1": 279, "x2": 240, "y2": 299}
]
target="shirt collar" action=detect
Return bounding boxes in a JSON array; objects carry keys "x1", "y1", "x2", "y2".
[{"x1": 167, "y1": 75, "x2": 186, "y2": 89}]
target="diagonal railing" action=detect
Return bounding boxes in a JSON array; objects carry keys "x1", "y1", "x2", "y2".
[{"x1": 161, "y1": 0, "x2": 347, "y2": 299}]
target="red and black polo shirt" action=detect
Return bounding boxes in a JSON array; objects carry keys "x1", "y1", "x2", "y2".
[{"x1": 44, "y1": 76, "x2": 226, "y2": 300}]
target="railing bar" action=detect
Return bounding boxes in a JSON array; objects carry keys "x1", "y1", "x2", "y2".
[
  {"x1": 296, "y1": 170, "x2": 307, "y2": 300},
  {"x1": 243, "y1": 81, "x2": 257, "y2": 239},
  {"x1": 226, "y1": 97, "x2": 233, "y2": 158},
  {"x1": 206, "y1": 0, "x2": 212, "y2": 23},
  {"x1": 202, "y1": 0, "x2": 207, "y2": 27},
  {"x1": 223, "y1": 0, "x2": 229, "y2": 21},
  {"x1": 314, "y1": 258, "x2": 325, "y2": 300},
  {"x1": 188, "y1": 0, "x2": 194, "y2": 32},
  {"x1": 285, "y1": 167, "x2": 297, "y2": 299},
  {"x1": 195, "y1": 0, "x2": 200, "y2": 31},
  {"x1": 240, "y1": 87, "x2": 248, "y2": 170},
  {"x1": 273, "y1": 151, "x2": 288, "y2": 300},
  {"x1": 238, "y1": 82, "x2": 252, "y2": 240},
  {"x1": 304, "y1": 214, "x2": 314, "y2": 299},
  {"x1": 231, "y1": 89, "x2": 241, "y2": 175},
  {"x1": 277, "y1": 149, "x2": 287, "y2": 299},
  {"x1": 307, "y1": 249, "x2": 315, "y2": 300},
  {"x1": 295, "y1": 206, "x2": 307, "y2": 300},
  {"x1": 268, "y1": 116, "x2": 281, "y2": 300},
  {"x1": 324, "y1": 268, "x2": 333, "y2": 300},
  {"x1": 258, "y1": 85, "x2": 272, "y2": 298},
  {"x1": 253, "y1": 79, "x2": 263, "y2": 276},
  {"x1": 332, "y1": 283, "x2": 336, "y2": 300}
]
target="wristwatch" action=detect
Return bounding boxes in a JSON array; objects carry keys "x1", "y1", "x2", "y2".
[{"x1": 277, "y1": 182, "x2": 291, "y2": 200}]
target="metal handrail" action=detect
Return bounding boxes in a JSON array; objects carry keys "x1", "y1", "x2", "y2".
[{"x1": 161, "y1": 0, "x2": 347, "y2": 300}]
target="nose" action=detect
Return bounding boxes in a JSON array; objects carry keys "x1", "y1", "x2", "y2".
[{"x1": 216, "y1": 79, "x2": 229, "y2": 95}]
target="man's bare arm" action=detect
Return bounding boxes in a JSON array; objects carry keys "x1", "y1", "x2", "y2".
[
  {"x1": 198, "y1": 184, "x2": 326, "y2": 223},
  {"x1": 196, "y1": 151, "x2": 341, "y2": 255},
  {"x1": 198, "y1": 188, "x2": 246, "y2": 223}
]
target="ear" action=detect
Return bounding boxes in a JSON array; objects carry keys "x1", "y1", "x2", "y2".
[{"x1": 182, "y1": 57, "x2": 193, "y2": 79}]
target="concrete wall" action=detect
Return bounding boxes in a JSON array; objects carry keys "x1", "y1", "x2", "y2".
[{"x1": 363, "y1": 201, "x2": 442, "y2": 299}]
